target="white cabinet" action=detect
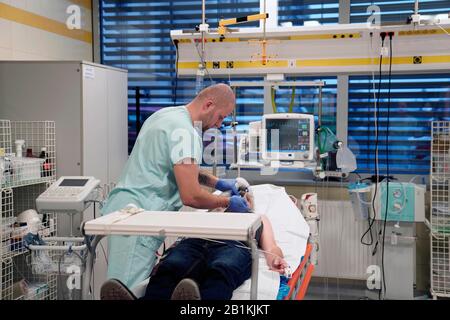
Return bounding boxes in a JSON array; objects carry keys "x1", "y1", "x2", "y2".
[
  {"x1": 0, "y1": 61, "x2": 128, "y2": 187},
  {"x1": 0, "y1": 61, "x2": 128, "y2": 234}
]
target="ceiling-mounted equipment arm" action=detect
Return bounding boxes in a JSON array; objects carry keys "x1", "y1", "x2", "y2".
[{"x1": 218, "y1": 13, "x2": 269, "y2": 39}]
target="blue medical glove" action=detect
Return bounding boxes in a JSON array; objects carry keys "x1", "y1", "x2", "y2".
[
  {"x1": 215, "y1": 179, "x2": 239, "y2": 196},
  {"x1": 227, "y1": 195, "x2": 250, "y2": 213}
]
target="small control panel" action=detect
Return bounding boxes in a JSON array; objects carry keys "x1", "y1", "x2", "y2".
[{"x1": 36, "y1": 176, "x2": 100, "y2": 213}]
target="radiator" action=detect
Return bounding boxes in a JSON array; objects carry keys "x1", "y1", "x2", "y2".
[{"x1": 313, "y1": 200, "x2": 378, "y2": 280}]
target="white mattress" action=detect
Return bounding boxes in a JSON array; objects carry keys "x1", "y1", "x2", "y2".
[{"x1": 232, "y1": 184, "x2": 310, "y2": 300}]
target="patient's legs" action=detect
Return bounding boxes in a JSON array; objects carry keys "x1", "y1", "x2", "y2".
[
  {"x1": 200, "y1": 241, "x2": 252, "y2": 300},
  {"x1": 142, "y1": 238, "x2": 207, "y2": 300}
]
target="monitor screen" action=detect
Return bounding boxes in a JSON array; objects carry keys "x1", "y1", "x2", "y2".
[
  {"x1": 59, "y1": 179, "x2": 89, "y2": 187},
  {"x1": 265, "y1": 118, "x2": 311, "y2": 152}
]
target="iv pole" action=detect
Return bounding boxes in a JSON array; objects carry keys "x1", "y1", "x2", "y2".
[{"x1": 199, "y1": 0, "x2": 219, "y2": 177}]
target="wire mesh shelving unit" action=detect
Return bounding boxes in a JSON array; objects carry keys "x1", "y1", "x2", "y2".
[
  {"x1": 430, "y1": 121, "x2": 450, "y2": 299},
  {"x1": 1, "y1": 120, "x2": 57, "y2": 300}
]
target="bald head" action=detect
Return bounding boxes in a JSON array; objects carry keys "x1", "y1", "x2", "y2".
[
  {"x1": 187, "y1": 83, "x2": 236, "y2": 130},
  {"x1": 195, "y1": 83, "x2": 235, "y2": 105}
]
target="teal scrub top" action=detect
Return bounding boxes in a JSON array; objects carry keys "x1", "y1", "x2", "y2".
[{"x1": 101, "y1": 106, "x2": 203, "y2": 288}]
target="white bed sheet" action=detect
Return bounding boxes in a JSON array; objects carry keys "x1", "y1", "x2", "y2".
[{"x1": 232, "y1": 184, "x2": 310, "y2": 300}]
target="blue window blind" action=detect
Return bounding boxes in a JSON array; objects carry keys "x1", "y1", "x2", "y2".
[
  {"x1": 350, "y1": 0, "x2": 450, "y2": 24},
  {"x1": 348, "y1": 1, "x2": 450, "y2": 174},
  {"x1": 100, "y1": 0, "x2": 339, "y2": 156},
  {"x1": 101, "y1": 0, "x2": 261, "y2": 153},
  {"x1": 348, "y1": 74, "x2": 450, "y2": 174},
  {"x1": 278, "y1": 0, "x2": 339, "y2": 25}
]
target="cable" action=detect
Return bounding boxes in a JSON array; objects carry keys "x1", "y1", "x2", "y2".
[
  {"x1": 361, "y1": 33, "x2": 386, "y2": 249},
  {"x1": 360, "y1": 31, "x2": 379, "y2": 247},
  {"x1": 380, "y1": 32, "x2": 394, "y2": 300},
  {"x1": 174, "y1": 39, "x2": 179, "y2": 106},
  {"x1": 366, "y1": 31, "x2": 375, "y2": 181},
  {"x1": 337, "y1": 176, "x2": 346, "y2": 300},
  {"x1": 360, "y1": 206, "x2": 374, "y2": 246},
  {"x1": 288, "y1": 87, "x2": 296, "y2": 113},
  {"x1": 352, "y1": 172, "x2": 362, "y2": 181},
  {"x1": 325, "y1": 151, "x2": 331, "y2": 299},
  {"x1": 374, "y1": 31, "x2": 386, "y2": 299},
  {"x1": 271, "y1": 87, "x2": 278, "y2": 113},
  {"x1": 433, "y1": 22, "x2": 450, "y2": 36},
  {"x1": 373, "y1": 32, "x2": 387, "y2": 300},
  {"x1": 198, "y1": 237, "x2": 285, "y2": 261},
  {"x1": 84, "y1": 200, "x2": 103, "y2": 215},
  {"x1": 270, "y1": 86, "x2": 296, "y2": 113},
  {"x1": 99, "y1": 242, "x2": 108, "y2": 267},
  {"x1": 373, "y1": 31, "x2": 387, "y2": 244}
]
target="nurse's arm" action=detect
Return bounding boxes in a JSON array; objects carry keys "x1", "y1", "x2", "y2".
[
  {"x1": 174, "y1": 159, "x2": 230, "y2": 209},
  {"x1": 198, "y1": 169, "x2": 219, "y2": 188}
]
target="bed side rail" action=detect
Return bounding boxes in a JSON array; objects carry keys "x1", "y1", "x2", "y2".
[{"x1": 284, "y1": 243, "x2": 314, "y2": 300}]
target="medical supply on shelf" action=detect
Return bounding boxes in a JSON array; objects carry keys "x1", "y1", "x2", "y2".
[
  {"x1": 17, "y1": 209, "x2": 41, "y2": 235},
  {"x1": 1, "y1": 153, "x2": 14, "y2": 184},
  {"x1": 15, "y1": 139, "x2": 25, "y2": 158},
  {"x1": 12, "y1": 279, "x2": 29, "y2": 300},
  {"x1": 6, "y1": 157, "x2": 45, "y2": 183},
  {"x1": 24, "y1": 282, "x2": 49, "y2": 300},
  {"x1": 39, "y1": 147, "x2": 51, "y2": 177}
]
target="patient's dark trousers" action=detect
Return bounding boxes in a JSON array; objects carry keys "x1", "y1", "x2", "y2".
[{"x1": 141, "y1": 238, "x2": 252, "y2": 300}]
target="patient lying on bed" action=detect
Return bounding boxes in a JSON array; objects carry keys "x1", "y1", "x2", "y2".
[{"x1": 100, "y1": 192, "x2": 289, "y2": 300}]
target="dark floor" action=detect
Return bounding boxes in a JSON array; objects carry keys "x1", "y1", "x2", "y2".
[{"x1": 304, "y1": 278, "x2": 432, "y2": 300}]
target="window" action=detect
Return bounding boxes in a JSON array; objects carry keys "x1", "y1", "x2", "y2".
[
  {"x1": 100, "y1": 0, "x2": 339, "y2": 157},
  {"x1": 348, "y1": 74, "x2": 450, "y2": 174},
  {"x1": 278, "y1": 0, "x2": 339, "y2": 25},
  {"x1": 100, "y1": 0, "x2": 450, "y2": 174},
  {"x1": 101, "y1": 0, "x2": 261, "y2": 153},
  {"x1": 350, "y1": 0, "x2": 450, "y2": 24},
  {"x1": 348, "y1": 0, "x2": 450, "y2": 174}
]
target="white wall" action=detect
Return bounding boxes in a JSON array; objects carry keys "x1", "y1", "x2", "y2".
[{"x1": 0, "y1": 0, "x2": 93, "y2": 60}]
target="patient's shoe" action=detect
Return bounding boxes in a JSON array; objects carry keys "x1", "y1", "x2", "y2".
[
  {"x1": 100, "y1": 279, "x2": 137, "y2": 300},
  {"x1": 171, "y1": 278, "x2": 201, "y2": 300}
]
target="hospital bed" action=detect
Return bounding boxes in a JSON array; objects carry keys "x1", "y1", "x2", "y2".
[{"x1": 81, "y1": 184, "x2": 314, "y2": 300}]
